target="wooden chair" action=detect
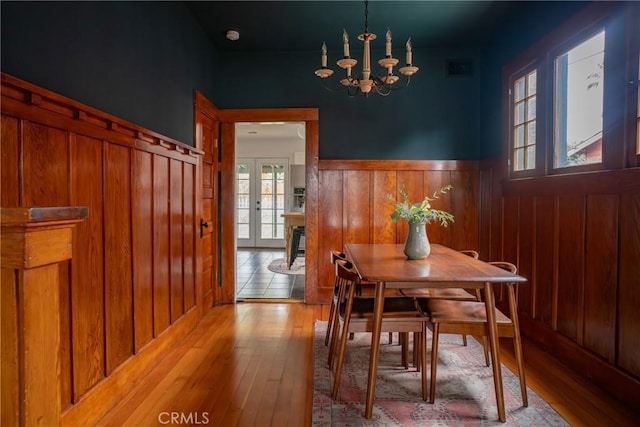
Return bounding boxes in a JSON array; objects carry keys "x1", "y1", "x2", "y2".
[
  {"x1": 325, "y1": 250, "x2": 348, "y2": 347},
  {"x1": 329, "y1": 259, "x2": 429, "y2": 400},
  {"x1": 400, "y1": 249, "x2": 481, "y2": 348},
  {"x1": 420, "y1": 261, "x2": 528, "y2": 406}
]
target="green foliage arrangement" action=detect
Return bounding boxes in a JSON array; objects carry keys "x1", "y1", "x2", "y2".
[{"x1": 387, "y1": 184, "x2": 455, "y2": 226}]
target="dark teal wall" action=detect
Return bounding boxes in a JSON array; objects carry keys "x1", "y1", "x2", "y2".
[
  {"x1": 1, "y1": 1, "x2": 590, "y2": 158},
  {"x1": 1, "y1": 1, "x2": 217, "y2": 146},
  {"x1": 215, "y1": 48, "x2": 482, "y2": 160}
]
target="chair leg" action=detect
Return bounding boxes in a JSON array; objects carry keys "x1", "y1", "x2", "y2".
[
  {"x1": 331, "y1": 284, "x2": 356, "y2": 399},
  {"x1": 429, "y1": 322, "x2": 440, "y2": 404},
  {"x1": 401, "y1": 332, "x2": 409, "y2": 369},
  {"x1": 327, "y1": 278, "x2": 349, "y2": 366},
  {"x1": 420, "y1": 324, "x2": 428, "y2": 400},
  {"x1": 413, "y1": 332, "x2": 420, "y2": 371},
  {"x1": 482, "y1": 336, "x2": 490, "y2": 366},
  {"x1": 325, "y1": 296, "x2": 336, "y2": 346},
  {"x1": 508, "y1": 285, "x2": 528, "y2": 407},
  {"x1": 462, "y1": 334, "x2": 468, "y2": 346}
]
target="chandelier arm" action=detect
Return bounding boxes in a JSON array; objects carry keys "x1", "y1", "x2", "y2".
[{"x1": 320, "y1": 78, "x2": 362, "y2": 97}]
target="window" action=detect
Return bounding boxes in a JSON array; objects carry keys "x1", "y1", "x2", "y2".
[
  {"x1": 554, "y1": 30, "x2": 605, "y2": 168},
  {"x1": 512, "y1": 70, "x2": 537, "y2": 171}
]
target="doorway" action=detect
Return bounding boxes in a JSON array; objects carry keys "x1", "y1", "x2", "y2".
[{"x1": 235, "y1": 122, "x2": 305, "y2": 300}]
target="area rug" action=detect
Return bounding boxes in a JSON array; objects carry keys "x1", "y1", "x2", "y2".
[
  {"x1": 312, "y1": 321, "x2": 568, "y2": 426},
  {"x1": 267, "y1": 256, "x2": 305, "y2": 275}
]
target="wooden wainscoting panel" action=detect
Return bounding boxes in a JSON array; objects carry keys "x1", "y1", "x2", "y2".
[
  {"x1": 170, "y1": 159, "x2": 184, "y2": 323},
  {"x1": 22, "y1": 121, "x2": 69, "y2": 206},
  {"x1": 502, "y1": 196, "x2": 519, "y2": 267},
  {"x1": 2, "y1": 74, "x2": 203, "y2": 426},
  {"x1": 70, "y1": 134, "x2": 106, "y2": 400},
  {"x1": 1, "y1": 116, "x2": 19, "y2": 206},
  {"x1": 516, "y1": 196, "x2": 535, "y2": 317},
  {"x1": 534, "y1": 196, "x2": 556, "y2": 328},
  {"x1": 371, "y1": 171, "x2": 397, "y2": 244},
  {"x1": 450, "y1": 170, "x2": 479, "y2": 251},
  {"x1": 132, "y1": 150, "x2": 154, "y2": 353},
  {"x1": 584, "y1": 194, "x2": 618, "y2": 363},
  {"x1": 183, "y1": 163, "x2": 196, "y2": 311},
  {"x1": 617, "y1": 192, "x2": 640, "y2": 377},
  {"x1": 556, "y1": 194, "x2": 585, "y2": 343},
  {"x1": 343, "y1": 170, "x2": 371, "y2": 244},
  {"x1": 153, "y1": 154, "x2": 171, "y2": 336},
  {"x1": 104, "y1": 143, "x2": 133, "y2": 374},
  {"x1": 318, "y1": 170, "x2": 344, "y2": 292}
]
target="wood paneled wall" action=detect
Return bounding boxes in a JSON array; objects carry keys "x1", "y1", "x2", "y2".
[
  {"x1": 316, "y1": 160, "x2": 480, "y2": 302},
  {"x1": 479, "y1": 160, "x2": 640, "y2": 407},
  {"x1": 0, "y1": 74, "x2": 203, "y2": 425}
]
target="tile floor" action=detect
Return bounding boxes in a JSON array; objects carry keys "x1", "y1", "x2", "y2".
[{"x1": 236, "y1": 248, "x2": 305, "y2": 300}]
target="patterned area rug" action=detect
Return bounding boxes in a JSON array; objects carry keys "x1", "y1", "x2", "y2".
[
  {"x1": 312, "y1": 321, "x2": 568, "y2": 426},
  {"x1": 267, "y1": 256, "x2": 305, "y2": 275}
]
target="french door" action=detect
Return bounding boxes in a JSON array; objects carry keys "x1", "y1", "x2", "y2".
[{"x1": 236, "y1": 158, "x2": 288, "y2": 248}]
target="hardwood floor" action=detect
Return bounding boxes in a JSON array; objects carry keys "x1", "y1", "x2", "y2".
[{"x1": 98, "y1": 303, "x2": 638, "y2": 426}]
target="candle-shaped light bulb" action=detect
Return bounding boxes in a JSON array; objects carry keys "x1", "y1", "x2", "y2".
[
  {"x1": 405, "y1": 38, "x2": 413, "y2": 65},
  {"x1": 321, "y1": 42, "x2": 328, "y2": 67},
  {"x1": 343, "y1": 29, "x2": 350, "y2": 58},
  {"x1": 385, "y1": 28, "x2": 392, "y2": 57}
]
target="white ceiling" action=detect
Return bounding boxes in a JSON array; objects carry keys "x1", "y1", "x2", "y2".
[{"x1": 236, "y1": 122, "x2": 305, "y2": 142}]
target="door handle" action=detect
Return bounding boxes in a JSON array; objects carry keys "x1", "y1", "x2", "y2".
[{"x1": 200, "y1": 218, "x2": 209, "y2": 238}]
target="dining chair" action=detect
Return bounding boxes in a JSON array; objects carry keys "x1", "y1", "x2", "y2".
[
  {"x1": 420, "y1": 261, "x2": 528, "y2": 406},
  {"x1": 325, "y1": 250, "x2": 348, "y2": 347},
  {"x1": 326, "y1": 250, "x2": 403, "y2": 359},
  {"x1": 329, "y1": 259, "x2": 429, "y2": 401},
  {"x1": 400, "y1": 249, "x2": 482, "y2": 348}
]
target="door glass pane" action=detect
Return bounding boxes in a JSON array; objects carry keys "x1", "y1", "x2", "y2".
[
  {"x1": 554, "y1": 30, "x2": 605, "y2": 168},
  {"x1": 260, "y1": 164, "x2": 285, "y2": 239},
  {"x1": 236, "y1": 164, "x2": 251, "y2": 239}
]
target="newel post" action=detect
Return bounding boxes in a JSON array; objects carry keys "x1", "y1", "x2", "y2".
[{"x1": 1, "y1": 207, "x2": 88, "y2": 427}]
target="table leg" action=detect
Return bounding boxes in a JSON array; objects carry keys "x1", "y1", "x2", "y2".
[
  {"x1": 484, "y1": 282, "x2": 506, "y2": 422},
  {"x1": 364, "y1": 281, "x2": 385, "y2": 419}
]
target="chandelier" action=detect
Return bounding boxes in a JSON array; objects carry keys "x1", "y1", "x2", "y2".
[{"x1": 314, "y1": 0, "x2": 419, "y2": 97}]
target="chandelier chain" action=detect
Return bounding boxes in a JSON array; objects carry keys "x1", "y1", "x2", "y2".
[{"x1": 364, "y1": 0, "x2": 369, "y2": 34}]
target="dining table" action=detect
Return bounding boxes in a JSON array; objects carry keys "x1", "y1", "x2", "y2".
[{"x1": 344, "y1": 243, "x2": 527, "y2": 422}]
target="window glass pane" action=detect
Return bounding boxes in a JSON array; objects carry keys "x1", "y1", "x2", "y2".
[
  {"x1": 554, "y1": 30, "x2": 605, "y2": 168},
  {"x1": 514, "y1": 77, "x2": 525, "y2": 101},
  {"x1": 527, "y1": 97, "x2": 537, "y2": 121},
  {"x1": 527, "y1": 122, "x2": 536, "y2": 146},
  {"x1": 515, "y1": 125, "x2": 525, "y2": 147},
  {"x1": 527, "y1": 146, "x2": 536, "y2": 169},
  {"x1": 515, "y1": 102, "x2": 525, "y2": 125},
  {"x1": 527, "y1": 71, "x2": 537, "y2": 96},
  {"x1": 515, "y1": 148, "x2": 525, "y2": 171}
]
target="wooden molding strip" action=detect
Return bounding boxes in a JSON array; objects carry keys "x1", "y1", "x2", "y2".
[{"x1": 319, "y1": 159, "x2": 480, "y2": 171}]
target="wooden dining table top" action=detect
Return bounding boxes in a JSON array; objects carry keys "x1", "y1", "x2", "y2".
[{"x1": 345, "y1": 243, "x2": 527, "y2": 286}]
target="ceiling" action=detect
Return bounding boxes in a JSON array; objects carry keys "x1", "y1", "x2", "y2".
[
  {"x1": 186, "y1": 1, "x2": 532, "y2": 53},
  {"x1": 236, "y1": 122, "x2": 305, "y2": 141}
]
